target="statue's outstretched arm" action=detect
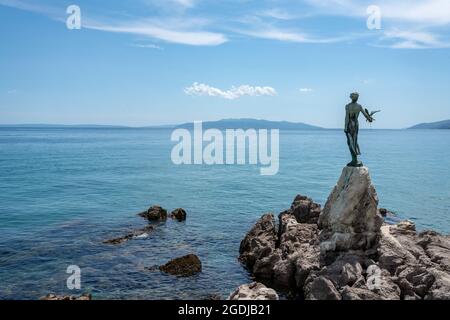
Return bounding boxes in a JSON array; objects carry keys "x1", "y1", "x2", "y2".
[{"x1": 360, "y1": 106, "x2": 373, "y2": 123}]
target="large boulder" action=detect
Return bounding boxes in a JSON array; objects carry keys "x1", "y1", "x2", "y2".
[
  {"x1": 319, "y1": 166, "x2": 383, "y2": 255},
  {"x1": 304, "y1": 275, "x2": 341, "y2": 300},
  {"x1": 239, "y1": 214, "x2": 278, "y2": 276},
  {"x1": 228, "y1": 282, "x2": 279, "y2": 300},
  {"x1": 139, "y1": 205, "x2": 168, "y2": 221},
  {"x1": 290, "y1": 194, "x2": 322, "y2": 224},
  {"x1": 159, "y1": 254, "x2": 202, "y2": 277},
  {"x1": 239, "y1": 209, "x2": 320, "y2": 289}
]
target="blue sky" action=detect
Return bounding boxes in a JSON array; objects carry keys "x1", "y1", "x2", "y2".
[{"x1": 0, "y1": 0, "x2": 450, "y2": 128}]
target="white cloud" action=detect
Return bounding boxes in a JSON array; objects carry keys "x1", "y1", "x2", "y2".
[
  {"x1": 299, "y1": 88, "x2": 313, "y2": 93},
  {"x1": 85, "y1": 21, "x2": 227, "y2": 46},
  {"x1": 304, "y1": 0, "x2": 450, "y2": 25},
  {"x1": 184, "y1": 82, "x2": 277, "y2": 100},
  {"x1": 304, "y1": 0, "x2": 450, "y2": 49},
  {"x1": 131, "y1": 43, "x2": 163, "y2": 50},
  {"x1": 237, "y1": 27, "x2": 353, "y2": 44},
  {"x1": 382, "y1": 29, "x2": 450, "y2": 49},
  {"x1": 258, "y1": 8, "x2": 296, "y2": 20}
]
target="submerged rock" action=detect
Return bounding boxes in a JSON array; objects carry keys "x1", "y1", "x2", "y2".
[
  {"x1": 228, "y1": 282, "x2": 279, "y2": 300},
  {"x1": 138, "y1": 205, "x2": 168, "y2": 221},
  {"x1": 171, "y1": 208, "x2": 187, "y2": 222},
  {"x1": 103, "y1": 225, "x2": 154, "y2": 245},
  {"x1": 159, "y1": 254, "x2": 202, "y2": 277},
  {"x1": 41, "y1": 293, "x2": 92, "y2": 301}
]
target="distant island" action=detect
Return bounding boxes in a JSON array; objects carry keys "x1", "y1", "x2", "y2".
[
  {"x1": 409, "y1": 119, "x2": 450, "y2": 129},
  {"x1": 0, "y1": 119, "x2": 323, "y2": 130},
  {"x1": 176, "y1": 119, "x2": 323, "y2": 130}
]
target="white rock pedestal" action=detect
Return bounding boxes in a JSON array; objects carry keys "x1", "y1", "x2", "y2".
[{"x1": 318, "y1": 166, "x2": 383, "y2": 255}]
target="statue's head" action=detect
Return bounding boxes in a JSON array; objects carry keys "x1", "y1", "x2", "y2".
[{"x1": 350, "y1": 92, "x2": 359, "y2": 102}]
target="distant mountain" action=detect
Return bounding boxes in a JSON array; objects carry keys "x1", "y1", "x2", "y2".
[
  {"x1": 0, "y1": 124, "x2": 129, "y2": 129},
  {"x1": 409, "y1": 120, "x2": 450, "y2": 129},
  {"x1": 176, "y1": 118, "x2": 323, "y2": 130},
  {"x1": 0, "y1": 119, "x2": 323, "y2": 130}
]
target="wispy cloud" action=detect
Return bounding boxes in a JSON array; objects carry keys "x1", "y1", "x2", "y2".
[
  {"x1": 184, "y1": 82, "x2": 277, "y2": 100},
  {"x1": 381, "y1": 29, "x2": 450, "y2": 49},
  {"x1": 299, "y1": 88, "x2": 313, "y2": 93},
  {"x1": 131, "y1": 43, "x2": 163, "y2": 50},
  {"x1": 258, "y1": 8, "x2": 296, "y2": 20},
  {"x1": 86, "y1": 20, "x2": 227, "y2": 46},
  {"x1": 304, "y1": 0, "x2": 450, "y2": 49},
  {"x1": 2, "y1": 0, "x2": 450, "y2": 49},
  {"x1": 236, "y1": 27, "x2": 355, "y2": 44}
]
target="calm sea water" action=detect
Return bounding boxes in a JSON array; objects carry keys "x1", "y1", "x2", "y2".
[{"x1": 0, "y1": 128, "x2": 449, "y2": 299}]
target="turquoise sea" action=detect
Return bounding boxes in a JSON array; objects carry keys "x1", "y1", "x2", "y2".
[{"x1": 0, "y1": 128, "x2": 449, "y2": 299}]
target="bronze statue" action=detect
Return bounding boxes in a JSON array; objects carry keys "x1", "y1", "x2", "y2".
[{"x1": 345, "y1": 92, "x2": 380, "y2": 167}]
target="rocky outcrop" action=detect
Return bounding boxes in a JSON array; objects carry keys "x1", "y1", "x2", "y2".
[
  {"x1": 239, "y1": 213, "x2": 278, "y2": 276},
  {"x1": 237, "y1": 167, "x2": 450, "y2": 300},
  {"x1": 290, "y1": 195, "x2": 322, "y2": 224},
  {"x1": 159, "y1": 254, "x2": 202, "y2": 277},
  {"x1": 139, "y1": 205, "x2": 168, "y2": 221},
  {"x1": 239, "y1": 197, "x2": 321, "y2": 289},
  {"x1": 319, "y1": 166, "x2": 383, "y2": 255},
  {"x1": 103, "y1": 225, "x2": 154, "y2": 245},
  {"x1": 228, "y1": 282, "x2": 279, "y2": 300},
  {"x1": 41, "y1": 293, "x2": 92, "y2": 301},
  {"x1": 171, "y1": 208, "x2": 187, "y2": 222}
]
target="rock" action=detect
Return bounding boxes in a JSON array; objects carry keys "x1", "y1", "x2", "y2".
[
  {"x1": 239, "y1": 211, "x2": 320, "y2": 288},
  {"x1": 103, "y1": 225, "x2": 154, "y2": 245},
  {"x1": 41, "y1": 293, "x2": 92, "y2": 301},
  {"x1": 138, "y1": 205, "x2": 168, "y2": 221},
  {"x1": 318, "y1": 253, "x2": 367, "y2": 288},
  {"x1": 366, "y1": 265, "x2": 401, "y2": 300},
  {"x1": 228, "y1": 282, "x2": 279, "y2": 300},
  {"x1": 290, "y1": 194, "x2": 322, "y2": 224},
  {"x1": 377, "y1": 224, "x2": 422, "y2": 274},
  {"x1": 171, "y1": 208, "x2": 187, "y2": 222},
  {"x1": 203, "y1": 294, "x2": 222, "y2": 300},
  {"x1": 395, "y1": 264, "x2": 435, "y2": 298},
  {"x1": 304, "y1": 275, "x2": 341, "y2": 300},
  {"x1": 159, "y1": 254, "x2": 202, "y2": 277},
  {"x1": 425, "y1": 268, "x2": 450, "y2": 300},
  {"x1": 398, "y1": 220, "x2": 416, "y2": 232},
  {"x1": 341, "y1": 287, "x2": 381, "y2": 300},
  {"x1": 319, "y1": 166, "x2": 383, "y2": 255},
  {"x1": 275, "y1": 213, "x2": 320, "y2": 288},
  {"x1": 418, "y1": 231, "x2": 450, "y2": 273},
  {"x1": 239, "y1": 214, "x2": 278, "y2": 274},
  {"x1": 379, "y1": 208, "x2": 388, "y2": 217}
]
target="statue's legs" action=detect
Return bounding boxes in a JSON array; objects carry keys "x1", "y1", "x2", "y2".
[{"x1": 346, "y1": 132, "x2": 363, "y2": 167}]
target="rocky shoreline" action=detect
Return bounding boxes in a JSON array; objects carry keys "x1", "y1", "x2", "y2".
[
  {"x1": 236, "y1": 166, "x2": 450, "y2": 300},
  {"x1": 42, "y1": 166, "x2": 450, "y2": 300}
]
